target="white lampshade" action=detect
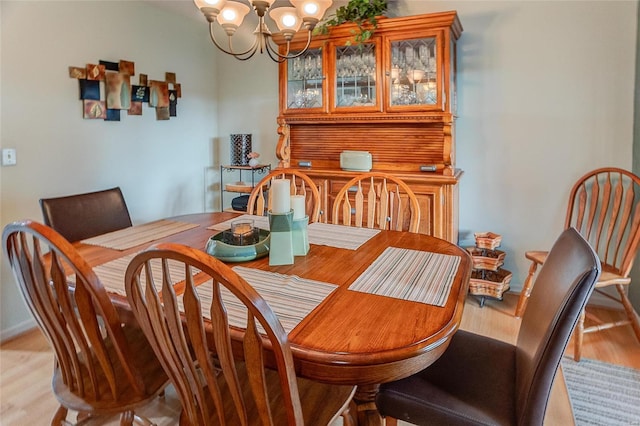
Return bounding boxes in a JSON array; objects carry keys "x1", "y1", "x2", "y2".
[
  {"x1": 194, "y1": 0, "x2": 228, "y2": 22},
  {"x1": 291, "y1": 0, "x2": 332, "y2": 21},
  {"x1": 194, "y1": 0, "x2": 227, "y2": 10},
  {"x1": 217, "y1": 1, "x2": 251, "y2": 31},
  {"x1": 270, "y1": 7, "x2": 303, "y2": 35}
]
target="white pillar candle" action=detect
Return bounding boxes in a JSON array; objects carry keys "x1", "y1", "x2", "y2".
[
  {"x1": 291, "y1": 195, "x2": 306, "y2": 219},
  {"x1": 270, "y1": 179, "x2": 291, "y2": 214}
]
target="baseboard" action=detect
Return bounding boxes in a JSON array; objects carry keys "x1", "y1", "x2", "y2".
[{"x1": 0, "y1": 318, "x2": 37, "y2": 343}]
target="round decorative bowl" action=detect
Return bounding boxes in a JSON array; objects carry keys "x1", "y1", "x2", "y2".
[{"x1": 205, "y1": 229, "x2": 270, "y2": 262}]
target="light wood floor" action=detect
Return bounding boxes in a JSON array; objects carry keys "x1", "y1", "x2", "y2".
[{"x1": 1, "y1": 293, "x2": 638, "y2": 425}]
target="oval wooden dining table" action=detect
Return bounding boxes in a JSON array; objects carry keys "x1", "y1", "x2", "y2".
[{"x1": 74, "y1": 212, "x2": 472, "y2": 426}]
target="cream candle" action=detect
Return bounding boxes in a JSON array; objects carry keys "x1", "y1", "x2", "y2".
[
  {"x1": 291, "y1": 195, "x2": 306, "y2": 219},
  {"x1": 270, "y1": 179, "x2": 291, "y2": 214}
]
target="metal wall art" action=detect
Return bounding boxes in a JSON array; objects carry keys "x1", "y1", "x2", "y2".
[{"x1": 69, "y1": 60, "x2": 181, "y2": 121}]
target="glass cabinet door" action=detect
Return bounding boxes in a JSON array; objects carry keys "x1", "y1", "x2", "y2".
[
  {"x1": 334, "y1": 42, "x2": 378, "y2": 109},
  {"x1": 286, "y1": 48, "x2": 324, "y2": 110},
  {"x1": 389, "y1": 37, "x2": 438, "y2": 107}
]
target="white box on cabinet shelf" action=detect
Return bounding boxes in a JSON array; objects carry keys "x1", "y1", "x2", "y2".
[{"x1": 340, "y1": 151, "x2": 372, "y2": 171}]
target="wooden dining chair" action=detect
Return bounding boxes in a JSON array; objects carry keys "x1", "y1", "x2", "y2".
[
  {"x1": 332, "y1": 172, "x2": 421, "y2": 233},
  {"x1": 376, "y1": 228, "x2": 601, "y2": 426},
  {"x1": 246, "y1": 169, "x2": 322, "y2": 222},
  {"x1": 515, "y1": 167, "x2": 640, "y2": 361},
  {"x1": 40, "y1": 187, "x2": 132, "y2": 242},
  {"x1": 2, "y1": 220, "x2": 168, "y2": 426},
  {"x1": 125, "y1": 242, "x2": 355, "y2": 425}
]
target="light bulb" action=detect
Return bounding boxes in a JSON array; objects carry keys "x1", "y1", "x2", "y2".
[
  {"x1": 282, "y1": 14, "x2": 297, "y2": 28},
  {"x1": 304, "y1": 3, "x2": 319, "y2": 15},
  {"x1": 221, "y1": 8, "x2": 236, "y2": 21}
]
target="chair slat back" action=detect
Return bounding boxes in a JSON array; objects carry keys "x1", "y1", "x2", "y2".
[
  {"x1": 247, "y1": 169, "x2": 321, "y2": 223},
  {"x1": 125, "y1": 243, "x2": 305, "y2": 426},
  {"x1": 565, "y1": 168, "x2": 640, "y2": 276},
  {"x1": 332, "y1": 172, "x2": 421, "y2": 233},
  {"x1": 2, "y1": 221, "x2": 146, "y2": 402}
]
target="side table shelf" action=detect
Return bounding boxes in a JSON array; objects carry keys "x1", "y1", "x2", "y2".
[{"x1": 220, "y1": 164, "x2": 271, "y2": 212}]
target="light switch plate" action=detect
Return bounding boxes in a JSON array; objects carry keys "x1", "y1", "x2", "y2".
[{"x1": 2, "y1": 148, "x2": 17, "y2": 166}]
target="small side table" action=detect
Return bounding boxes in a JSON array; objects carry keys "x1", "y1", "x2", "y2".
[{"x1": 220, "y1": 164, "x2": 271, "y2": 212}]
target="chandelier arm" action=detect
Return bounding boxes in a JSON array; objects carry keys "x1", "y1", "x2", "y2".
[
  {"x1": 264, "y1": 30, "x2": 313, "y2": 61},
  {"x1": 234, "y1": 46, "x2": 260, "y2": 61},
  {"x1": 265, "y1": 40, "x2": 288, "y2": 63},
  {"x1": 208, "y1": 22, "x2": 260, "y2": 58}
]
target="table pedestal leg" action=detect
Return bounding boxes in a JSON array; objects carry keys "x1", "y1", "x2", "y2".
[{"x1": 354, "y1": 384, "x2": 383, "y2": 426}]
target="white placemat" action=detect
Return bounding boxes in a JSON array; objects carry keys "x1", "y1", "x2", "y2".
[
  {"x1": 348, "y1": 247, "x2": 461, "y2": 306},
  {"x1": 178, "y1": 266, "x2": 338, "y2": 334},
  {"x1": 73, "y1": 253, "x2": 193, "y2": 297},
  {"x1": 307, "y1": 222, "x2": 380, "y2": 250},
  {"x1": 82, "y1": 220, "x2": 199, "y2": 251}
]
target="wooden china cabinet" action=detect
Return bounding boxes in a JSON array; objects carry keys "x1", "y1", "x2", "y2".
[{"x1": 276, "y1": 11, "x2": 463, "y2": 243}]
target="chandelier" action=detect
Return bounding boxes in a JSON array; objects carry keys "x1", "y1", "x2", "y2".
[{"x1": 193, "y1": 0, "x2": 333, "y2": 62}]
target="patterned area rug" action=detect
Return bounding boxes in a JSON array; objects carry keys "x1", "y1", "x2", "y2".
[{"x1": 562, "y1": 357, "x2": 640, "y2": 425}]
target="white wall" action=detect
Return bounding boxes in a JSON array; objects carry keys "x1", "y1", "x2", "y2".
[
  {"x1": 632, "y1": 2, "x2": 640, "y2": 310},
  {"x1": 213, "y1": 52, "x2": 281, "y2": 211},
  {"x1": 0, "y1": 0, "x2": 219, "y2": 339}
]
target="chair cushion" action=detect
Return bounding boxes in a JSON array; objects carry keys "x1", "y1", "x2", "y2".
[{"x1": 376, "y1": 330, "x2": 517, "y2": 426}]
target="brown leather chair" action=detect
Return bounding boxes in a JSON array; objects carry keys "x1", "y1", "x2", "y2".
[
  {"x1": 40, "y1": 187, "x2": 132, "y2": 242},
  {"x1": 2, "y1": 220, "x2": 169, "y2": 425},
  {"x1": 375, "y1": 227, "x2": 601, "y2": 426},
  {"x1": 125, "y1": 242, "x2": 355, "y2": 425}
]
